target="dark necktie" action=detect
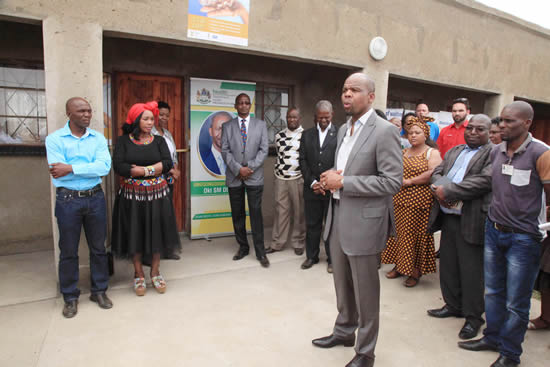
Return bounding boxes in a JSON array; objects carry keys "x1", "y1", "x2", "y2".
[{"x1": 240, "y1": 119, "x2": 247, "y2": 147}]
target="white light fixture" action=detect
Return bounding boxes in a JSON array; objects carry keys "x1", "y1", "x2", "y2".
[{"x1": 369, "y1": 37, "x2": 388, "y2": 61}]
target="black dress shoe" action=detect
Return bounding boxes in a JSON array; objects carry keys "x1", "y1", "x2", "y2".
[
  {"x1": 294, "y1": 247, "x2": 304, "y2": 256},
  {"x1": 312, "y1": 334, "x2": 355, "y2": 348},
  {"x1": 490, "y1": 355, "x2": 519, "y2": 367},
  {"x1": 265, "y1": 247, "x2": 280, "y2": 254},
  {"x1": 345, "y1": 353, "x2": 374, "y2": 367},
  {"x1": 427, "y1": 304, "x2": 463, "y2": 318},
  {"x1": 62, "y1": 300, "x2": 78, "y2": 318},
  {"x1": 459, "y1": 320, "x2": 480, "y2": 340},
  {"x1": 458, "y1": 338, "x2": 498, "y2": 352},
  {"x1": 232, "y1": 249, "x2": 249, "y2": 261},
  {"x1": 259, "y1": 256, "x2": 270, "y2": 268},
  {"x1": 90, "y1": 293, "x2": 113, "y2": 309},
  {"x1": 301, "y1": 258, "x2": 319, "y2": 269}
]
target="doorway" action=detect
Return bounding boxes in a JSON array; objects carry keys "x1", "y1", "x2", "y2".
[{"x1": 114, "y1": 73, "x2": 187, "y2": 231}]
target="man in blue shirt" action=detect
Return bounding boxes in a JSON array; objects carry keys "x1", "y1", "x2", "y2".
[
  {"x1": 46, "y1": 97, "x2": 113, "y2": 318},
  {"x1": 426, "y1": 115, "x2": 492, "y2": 341},
  {"x1": 416, "y1": 103, "x2": 440, "y2": 141}
]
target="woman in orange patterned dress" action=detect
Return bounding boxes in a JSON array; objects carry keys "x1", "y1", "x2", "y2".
[{"x1": 381, "y1": 118, "x2": 442, "y2": 287}]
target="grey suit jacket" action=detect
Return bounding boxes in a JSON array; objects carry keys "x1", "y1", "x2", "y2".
[
  {"x1": 323, "y1": 112, "x2": 403, "y2": 256},
  {"x1": 428, "y1": 143, "x2": 492, "y2": 245},
  {"x1": 221, "y1": 116, "x2": 268, "y2": 187}
]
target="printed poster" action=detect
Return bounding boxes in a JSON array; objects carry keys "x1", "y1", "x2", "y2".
[
  {"x1": 190, "y1": 77, "x2": 256, "y2": 239},
  {"x1": 188, "y1": 0, "x2": 250, "y2": 46}
]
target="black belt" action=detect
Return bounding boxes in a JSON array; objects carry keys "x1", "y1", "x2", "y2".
[
  {"x1": 57, "y1": 184, "x2": 102, "y2": 197},
  {"x1": 493, "y1": 222, "x2": 529, "y2": 235}
]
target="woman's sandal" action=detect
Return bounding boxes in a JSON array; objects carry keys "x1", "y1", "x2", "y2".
[
  {"x1": 528, "y1": 317, "x2": 550, "y2": 330},
  {"x1": 134, "y1": 277, "x2": 146, "y2": 296},
  {"x1": 151, "y1": 274, "x2": 167, "y2": 294},
  {"x1": 385, "y1": 267, "x2": 402, "y2": 279}
]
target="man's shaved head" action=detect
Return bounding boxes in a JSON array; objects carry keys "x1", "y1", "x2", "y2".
[
  {"x1": 502, "y1": 101, "x2": 534, "y2": 121},
  {"x1": 347, "y1": 72, "x2": 376, "y2": 93},
  {"x1": 469, "y1": 113, "x2": 492, "y2": 128},
  {"x1": 66, "y1": 97, "x2": 89, "y2": 114}
]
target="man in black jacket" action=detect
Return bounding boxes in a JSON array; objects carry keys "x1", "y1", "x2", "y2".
[
  {"x1": 298, "y1": 100, "x2": 338, "y2": 272},
  {"x1": 426, "y1": 114, "x2": 493, "y2": 340}
]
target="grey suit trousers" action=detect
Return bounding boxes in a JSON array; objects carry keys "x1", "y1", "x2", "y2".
[{"x1": 331, "y1": 201, "x2": 380, "y2": 360}]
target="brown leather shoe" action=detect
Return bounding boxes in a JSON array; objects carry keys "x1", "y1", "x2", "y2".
[
  {"x1": 385, "y1": 267, "x2": 401, "y2": 279},
  {"x1": 259, "y1": 256, "x2": 270, "y2": 268},
  {"x1": 294, "y1": 247, "x2": 304, "y2": 256},
  {"x1": 327, "y1": 263, "x2": 333, "y2": 273}
]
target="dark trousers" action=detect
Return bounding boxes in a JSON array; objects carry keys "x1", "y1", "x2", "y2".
[
  {"x1": 439, "y1": 214, "x2": 485, "y2": 327},
  {"x1": 330, "y1": 201, "x2": 379, "y2": 361},
  {"x1": 228, "y1": 185, "x2": 265, "y2": 259},
  {"x1": 55, "y1": 189, "x2": 109, "y2": 302},
  {"x1": 305, "y1": 198, "x2": 331, "y2": 263}
]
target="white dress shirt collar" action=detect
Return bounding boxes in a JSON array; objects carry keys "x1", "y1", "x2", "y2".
[
  {"x1": 317, "y1": 122, "x2": 332, "y2": 147},
  {"x1": 239, "y1": 115, "x2": 251, "y2": 132}
]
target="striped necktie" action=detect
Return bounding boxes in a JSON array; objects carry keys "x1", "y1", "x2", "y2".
[{"x1": 240, "y1": 118, "x2": 247, "y2": 147}]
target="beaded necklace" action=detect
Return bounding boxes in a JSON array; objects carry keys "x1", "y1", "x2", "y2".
[{"x1": 130, "y1": 133, "x2": 154, "y2": 145}]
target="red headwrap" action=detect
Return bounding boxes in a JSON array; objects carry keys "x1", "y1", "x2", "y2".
[{"x1": 125, "y1": 101, "x2": 159, "y2": 125}]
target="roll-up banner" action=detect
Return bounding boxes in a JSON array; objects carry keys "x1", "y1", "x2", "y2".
[{"x1": 190, "y1": 77, "x2": 256, "y2": 239}]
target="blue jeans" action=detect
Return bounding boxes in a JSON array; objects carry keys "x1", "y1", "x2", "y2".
[
  {"x1": 55, "y1": 189, "x2": 109, "y2": 301},
  {"x1": 482, "y1": 219, "x2": 541, "y2": 363}
]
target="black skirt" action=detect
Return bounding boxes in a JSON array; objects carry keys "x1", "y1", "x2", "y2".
[{"x1": 111, "y1": 177, "x2": 181, "y2": 258}]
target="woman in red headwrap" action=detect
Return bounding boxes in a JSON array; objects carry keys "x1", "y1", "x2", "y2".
[
  {"x1": 381, "y1": 117, "x2": 442, "y2": 287},
  {"x1": 111, "y1": 101, "x2": 181, "y2": 296}
]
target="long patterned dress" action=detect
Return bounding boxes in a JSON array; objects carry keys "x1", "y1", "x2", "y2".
[{"x1": 382, "y1": 148, "x2": 436, "y2": 276}]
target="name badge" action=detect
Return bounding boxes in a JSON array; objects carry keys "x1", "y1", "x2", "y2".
[{"x1": 502, "y1": 164, "x2": 514, "y2": 176}]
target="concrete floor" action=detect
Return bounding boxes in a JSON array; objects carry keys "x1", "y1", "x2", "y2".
[{"x1": 0, "y1": 232, "x2": 547, "y2": 367}]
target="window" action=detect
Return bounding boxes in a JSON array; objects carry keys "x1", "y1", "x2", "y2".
[
  {"x1": 255, "y1": 84, "x2": 292, "y2": 145},
  {"x1": 0, "y1": 66, "x2": 46, "y2": 145}
]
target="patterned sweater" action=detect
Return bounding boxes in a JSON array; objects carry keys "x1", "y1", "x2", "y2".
[{"x1": 274, "y1": 126, "x2": 304, "y2": 180}]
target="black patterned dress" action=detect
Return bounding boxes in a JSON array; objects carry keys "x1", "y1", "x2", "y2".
[
  {"x1": 111, "y1": 134, "x2": 181, "y2": 259},
  {"x1": 382, "y1": 148, "x2": 436, "y2": 276}
]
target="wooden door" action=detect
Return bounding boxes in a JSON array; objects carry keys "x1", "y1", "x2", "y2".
[
  {"x1": 531, "y1": 118, "x2": 550, "y2": 145},
  {"x1": 115, "y1": 73, "x2": 186, "y2": 231}
]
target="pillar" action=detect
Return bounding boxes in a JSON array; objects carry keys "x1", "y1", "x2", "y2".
[{"x1": 42, "y1": 17, "x2": 104, "y2": 278}]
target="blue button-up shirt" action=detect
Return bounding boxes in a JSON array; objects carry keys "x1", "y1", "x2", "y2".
[
  {"x1": 440, "y1": 145, "x2": 480, "y2": 215},
  {"x1": 45, "y1": 121, "x2": 111, "y2": 190}
]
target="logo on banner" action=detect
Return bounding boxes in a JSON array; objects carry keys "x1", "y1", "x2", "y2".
[{"x1": 196, "y1": 88, "x2": 212, "y2": 104}]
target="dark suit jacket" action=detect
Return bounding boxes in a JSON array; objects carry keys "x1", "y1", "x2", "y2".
[
  {"x1": 428, "y1": 143, "x2": 492, "y2": 245},
  {"x1": 299, "y1": 124, "x2": 338, "y2": 201},
  {"x1": 202, "y1": 148, "x2": 222, "y2": 175}
]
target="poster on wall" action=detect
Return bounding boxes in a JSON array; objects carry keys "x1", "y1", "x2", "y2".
[
  {"x1": 190, "y1": 77, "x2": 256, "y2": 239},
  {"x1": 187, "y1": 0, "x2": 250, "y2": 47}
]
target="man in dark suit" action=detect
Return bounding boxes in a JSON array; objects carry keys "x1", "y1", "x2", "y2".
[
  {"x1": 313, "y1": 73, "x2": 402, "y2": 367},
  {"x1": 221, "y1": 93, "x2": 270, "y2": 267},
  {"x1": 299, "y1": 100, "x2": 338, "y2": 272},
  {"x1": 427, "y1": 114, "x2": 493, "y2": 340}
]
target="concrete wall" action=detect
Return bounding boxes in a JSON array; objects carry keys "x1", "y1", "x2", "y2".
[
  {"x1": 1, "y1": 0, "x2": 549, "y2": 105},
  {"x1": 1, "y1": 156, "x2": 52, "y2": 254}
]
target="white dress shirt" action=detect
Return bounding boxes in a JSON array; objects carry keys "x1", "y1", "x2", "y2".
[
  {"x1": 239, "y1": 115, "x2": 250, "y2": 133},
  {"x1": 333, "y1": 109, "x2": 373, "y2": 199},
  {"x1": 318, "y1": 122, "x2": 332, "y2": 147}
]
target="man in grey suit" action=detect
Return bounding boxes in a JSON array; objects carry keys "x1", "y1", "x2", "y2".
[
  {"x1": 313, "y1": 73, "x2": 403, "y2": 367},
  {"x1": 221, "y1": 93, "x2": 270, "y2": 267},
  {"x1": 427, "y1": 114, "x2": 493, "y2": 340}
]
